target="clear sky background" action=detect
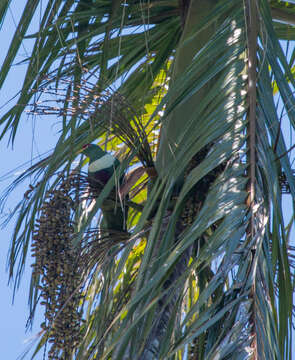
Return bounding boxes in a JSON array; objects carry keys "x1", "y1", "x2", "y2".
[
  {"x1": 0, "y1": 2, "x2": 58, "y2": 359},
  {"x1": 0, "y1": 2, "x2": 294, "y2": 360}
]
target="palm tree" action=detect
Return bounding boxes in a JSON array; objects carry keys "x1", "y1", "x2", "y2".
[{"x1": 1, "y1": 0, "x2": 295, "y2": 358}]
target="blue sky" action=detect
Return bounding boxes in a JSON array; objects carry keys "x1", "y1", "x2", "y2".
[
  {"x1": 0, "y1": 3, "x2": 57, "y2": 359},
  {"x1": 0, "y1": 2, "x2": 295, "y2": 360}
]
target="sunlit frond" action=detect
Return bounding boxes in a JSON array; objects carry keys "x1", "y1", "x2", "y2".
[{"x1": 1, "y1": 0, "x2": 295, "y2": 359}]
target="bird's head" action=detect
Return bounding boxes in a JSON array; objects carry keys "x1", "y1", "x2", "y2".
[{"x1": 81, "y1": 143, "x2": 106, "y2": 161}]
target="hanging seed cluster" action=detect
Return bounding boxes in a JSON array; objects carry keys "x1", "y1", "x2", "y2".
[
  {"x1": 279, "y1": 171, "x2": 295, "y2": 194},
  {"x1": 180, "y1": 150, "x2": 226, "y2": 228},
  {"x1": 180, "y1": 151, "x2": 208, "y2": 228},
  {"x1": 31, "y1": 174, "x2": 86, "y2": 359},
  {"x1": 188, "y1": 338, "x2": 199, "y2": 360}
]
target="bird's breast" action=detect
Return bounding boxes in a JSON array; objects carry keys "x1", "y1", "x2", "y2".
[{"x1": 89, "y1": 153, "x2": 115, "y2": 173}]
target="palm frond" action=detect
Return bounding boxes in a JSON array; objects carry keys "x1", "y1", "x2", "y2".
[{"x1": 1, "y1": 0, "x2": 295, "y2": 359}]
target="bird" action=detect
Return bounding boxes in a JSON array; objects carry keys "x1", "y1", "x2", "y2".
[
  {"x1": 81, "y1": 143, "x2": 121, "y2": 187},
  {"x1": 81, "y1": 143, "x2": 127, "y2": 232}
]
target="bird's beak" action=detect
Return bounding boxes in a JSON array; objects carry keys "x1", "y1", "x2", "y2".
[
  {"x1": 77, "y1": 144, "x2": 90, "y2": 156},
  {"x1": 76, "y1": 148, "x2": 83, "y2": 155}
]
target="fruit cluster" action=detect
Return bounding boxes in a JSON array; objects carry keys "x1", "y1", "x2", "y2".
[{"x1": 31, "y1": 174, "x2": 84, "y2": 359}]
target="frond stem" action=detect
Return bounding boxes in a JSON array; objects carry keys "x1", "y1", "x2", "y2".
[
  {"x1": 245, "y1": 0, "x2": 258, "y2": 358},
  {"x1": 245, "y1": 0, "x2": 258, "y2": 242}
]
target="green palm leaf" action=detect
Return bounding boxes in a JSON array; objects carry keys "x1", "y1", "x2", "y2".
[{"x1": 1, "y1": 0, "x2": 295, "y2": 359}]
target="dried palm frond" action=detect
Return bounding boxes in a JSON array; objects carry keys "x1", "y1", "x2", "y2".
[{"x1": 26, "y1": 73, "x2": 157, "y2": 170}]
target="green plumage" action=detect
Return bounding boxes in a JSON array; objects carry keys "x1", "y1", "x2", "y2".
[{"x1": 81, "y1": 144, "x2": 127, "y2": 232}]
